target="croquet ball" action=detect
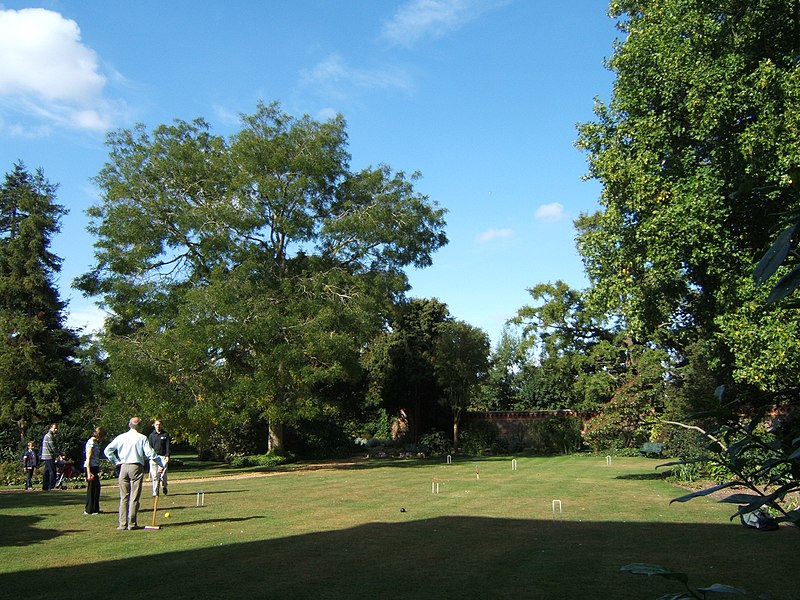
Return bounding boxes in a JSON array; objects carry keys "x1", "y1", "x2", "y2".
[{"x1": 164, "y1": 512, "x2": 171, "y2": 518}]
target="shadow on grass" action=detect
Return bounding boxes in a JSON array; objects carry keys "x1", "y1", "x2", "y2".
[
  {"x1": 164, "y1": 515, "x2": 267, "y2": 528},
  {"x1": 0, "y1": 513, "x2": 66, "y2": 547},
  {"x1": 0, "y1": 516, "x2": 796, "y2": 600},
  {"x1": 0, "y1": 489, "x2": 88, "y2": 510}
]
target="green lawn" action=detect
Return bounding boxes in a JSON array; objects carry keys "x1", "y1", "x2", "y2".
[{"x1": 0, "y1": 455, "x2": 796, "y2": 599}]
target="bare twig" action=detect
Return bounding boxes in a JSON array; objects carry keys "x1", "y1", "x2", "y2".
[{"x1": 662, "y1": 420, "x2": 728, "y2": 452}]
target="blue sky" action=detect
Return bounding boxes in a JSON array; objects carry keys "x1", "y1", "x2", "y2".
[{"x1": 0, "y1": 0, "x2": 618, "y2": 346}]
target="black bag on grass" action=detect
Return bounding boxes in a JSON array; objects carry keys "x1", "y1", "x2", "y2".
[{"x1": 740, "y1": 508, "x2": 779, "y2": 531}]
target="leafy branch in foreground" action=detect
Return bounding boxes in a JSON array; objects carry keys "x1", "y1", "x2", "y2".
[
  {"x1": 621, "y1": 563, "x2": 773, "y2": 599},
  {"x1": 658, "y1": 387, "x2": 800, "y2": 528}
]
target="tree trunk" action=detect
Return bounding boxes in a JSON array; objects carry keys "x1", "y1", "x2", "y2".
[
  {"x1": 452, "y1": 406, "x2": 462, "y2": 452},
  {"x1": 268, "y1": 421, "x2": 284, "y2": 453}
]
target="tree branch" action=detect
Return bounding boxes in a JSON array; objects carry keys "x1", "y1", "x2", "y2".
[{"x1": 662, "y1": 420, "x2": 728, "y2": 452}]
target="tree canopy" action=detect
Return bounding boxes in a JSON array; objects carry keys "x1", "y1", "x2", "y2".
[
  {"x1": 576, "y1": 0, "x2": 800, "y2": 394},
  {"x1": 77, "y1": 102, "x2": 447, "y2": 452}
]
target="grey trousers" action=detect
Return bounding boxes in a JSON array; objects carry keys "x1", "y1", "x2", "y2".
[{"x1": 118, "y1": 463, "x2": 145, "y2": 528}]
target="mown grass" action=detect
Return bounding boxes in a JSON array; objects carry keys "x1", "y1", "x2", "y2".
[{"x1": 0, "y1": 454, "x2": 796, "y2": 599}]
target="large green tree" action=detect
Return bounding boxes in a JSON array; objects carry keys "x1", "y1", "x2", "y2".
[
  {"x1": 576, "y1": 0, "x2": 800, "y2": 396},
  {"x1": 510, "y1": 281, "x2": 668, "y2": 448},
  {"x1": 0, "y1": 163, "x2": 82, "y2": 438},
  {"x1": 77, "y1": 102, "x2": 447, "y2": 453},
  {"x1": 474, "y1": 328, "x2": 526, "y2": 411},
  {"x1": 363, "y1": 298, "x2": 449, "y2": 443},
  {"x1": 567, "y1": 0, "x2": 800, "y2": 519},
  {"x1": 362, "y1": 298, "x2": 487, "y2": 445},
  {"x1": 432, "y1": 319, "x2": 489, "y2": 450},
  {"x1": 512, "y1": 281, "x2": 621, "y2": 413}
]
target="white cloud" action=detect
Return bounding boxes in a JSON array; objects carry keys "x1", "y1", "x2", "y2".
[
  {"x1": 315, "y1": 107, "x2": 340, "y2": 122},
  {"x1": 383, "y1": 0, "x2": 509, "y2": 47},
  {"x1": 0, "y1": 8, "x2": 116, "y2": 132},
  {"x1": 301, "y1": 53, "x2": 413, "y2": 100},
  {"x1": 534, "y1": 202, "x2": 565, "y2": 221},
  {"x1": 66, "y1": 304, "x2": 107, "y2": 335},
  {"x1": 476, "y1": 227, "x2": 513, "y2": 243},
  {"x1": 212, "y1": 104, "x2": 242, "y2": 128}
]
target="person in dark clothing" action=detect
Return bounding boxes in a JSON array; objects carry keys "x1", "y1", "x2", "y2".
[
  {"x1": 40, "y1": 423, "x2": 58, "y2": 490},
  {"x1": 21, "y1": 440, "x2": 37, "y2": 490},
  {"x1": 148, "y1": 420, "x2": 170, "y2": 496}
]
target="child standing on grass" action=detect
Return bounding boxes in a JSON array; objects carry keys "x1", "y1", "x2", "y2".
[{"x1": 21, "y1": 441, "x2": 36, "y2": 490}]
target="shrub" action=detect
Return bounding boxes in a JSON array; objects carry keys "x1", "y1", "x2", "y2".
[
  {"x1": 667, "y1": 461, "x2": 704, "y2": 483},
  {"x1": 460, "y1": 421, "x2": 503, "y2": 455},
  {"x1": 286, "y1": 419, "x2": 355, "y2": 458},
  {"x1": 582, "y1": 382, "x2": 655, "y2": 453},
  {"x1": 0, "y1": 460, "x2": 38, "y2": 486},
  {"x1": 526, "y1": 415, "x2": 583, "y2": 455},
  {"x1": 658, "y1": 423, "x2": 704, "y2": 461},
  {"x1": 350, "y1": 408, "x2": 393, "y2": 441},
  {"x1": 419, "y1": 431, "x2": 451, "y2": 456},
  {"x1": 228, "y1": 453, "x2": 295, "y2": 468}
]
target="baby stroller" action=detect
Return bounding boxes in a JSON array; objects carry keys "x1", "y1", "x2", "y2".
[{"x1": 54, "y1": 455, "x2": 81, "y2": 489}]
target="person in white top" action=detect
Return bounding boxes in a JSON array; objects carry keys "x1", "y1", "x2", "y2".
[
  {"x1": 84, "y1": 426, "x2": 106, "y2": 515},
  {"x1": 104, "y1": 417, "x2": 168, "y2": 530}
]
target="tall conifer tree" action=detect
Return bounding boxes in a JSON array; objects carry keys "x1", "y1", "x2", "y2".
[{"x1": 0, "y1": 163, "x2": 80, "y2": 437}]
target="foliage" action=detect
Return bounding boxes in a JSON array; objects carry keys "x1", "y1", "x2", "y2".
[
  {"x1": 459, "y1": 420, "x2": 503, "y2": 455},
  {"x1": 716, "y1": 277, "x2": 800, "y2": 391},
  {"x1": 621, "y1": 563, "x2": 756, "y2": 599},
  {"x1": 349, "y1": 407, "x2": 392, "y2": 441},
  {"x1": 665, "y1": 387, "x2": 800, "y2": 527},
  {"x1": 755, "y1": 220, "x2": 800, "y2": 305},
  {"x1": 284, "y1": 417, "x2": 357, "y2": 459},
  {"x1": 431, "y1": 319, "x2": 490, "y2": 449},
  {"x1": 193, "y1": 409, "x2": 267, "y2": 460},
  {"x1": 473, "y1": 328, "x2": 524, "y2": 411},
  {"x1": 662, "y1": 338, "x2": 731, "y2": 422},
  {"x1": 569, "y1": 3, "x2": 800, "y2": 534},
  {"x1": 525, "y1": 415, "x2": 583, "y2": 455},
  {"x1": 362, "y1": 298, "x2": 454, "y2": 443},
  {"x1": 0, "y1": 460, "x2": 37, "y2": 486},
  {"x1": 227, "y1": 452, "x2": 293, "y2": 468},
  {"x1": 77, "y1": 102, "x2": 447, "y2": 453},
  {"x1": 657, "y1": 422, "x2": 704, "y2": 462},
  {"x1": 667, "y1": 462, "x2": 705, "y2": 485},
  {"x1": 510, "y1": 282, "x2": 670, "y2": 453},
  {"x1": 0, "y1": 163, "x2": 83, "y2": 434},
  {"x1": 418, "y1": 430, "x2": 452, "y2": 455},
  {"x1": 583, "y1": 383, "x2": 656, "y2": 453},
  {"x1": 580, "y1": 342, "x2": 668, "y2": 453},
  {"x1": 511, "y1": 282, "x2": 626, "y2": 414},
  {"x1": 577, "y1": 0, "x2": 800, "y2": 363}
]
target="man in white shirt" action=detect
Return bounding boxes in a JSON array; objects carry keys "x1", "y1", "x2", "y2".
[{"x1": 104, "y1": 417, "x2": 168, "y2": 530}]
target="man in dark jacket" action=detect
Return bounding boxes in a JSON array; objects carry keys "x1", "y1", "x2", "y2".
[{"x1": 40, "y1": 423, "x2": 58, "y2": 490}]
